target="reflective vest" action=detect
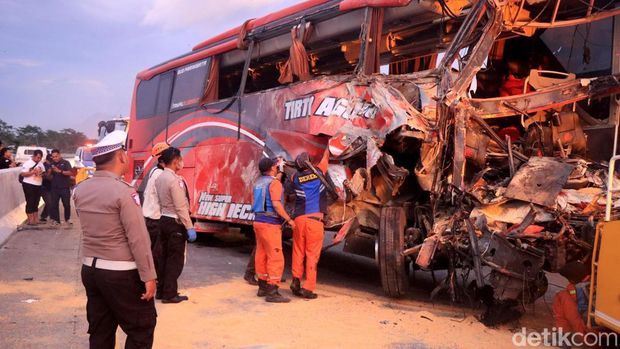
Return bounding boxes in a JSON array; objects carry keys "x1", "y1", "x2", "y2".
[
  {"x1": 292, "y1": 168, "x2": 326, "y2": 217},
  {"x1": 252, "y1": 176, "x2": 283, "y2": 224}
]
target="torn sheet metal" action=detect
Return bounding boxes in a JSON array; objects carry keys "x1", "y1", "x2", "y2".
[
  {"x1": 470, "y1": 75, "x2": 620, "y2": 119},
  {"x1": 415, "y1": 142, "x2": 441, "y2": 191},
  {"x1": 366, "y1": 136, "x2": 382, "y2": 170},
  {"x1": 478, "y1": 232, "x2": 545, "y2": 301},
  {"x1": 327, "y1": 123, "x2": 375, "y2": 159},
  {"x1": 465, "y1": 127, "x2": 490, "y2": 168},
  {"x1": 556, "y1": 187, "x2": 605, "y2": 213},
  {"x1": 471, "y1": 200, "x2": 555, "y2": 225},
  {"x1": 314, "y1": 78, "x2": 434, "y2": 140},
  {"x1": 327, "y1": 163, "x2": 349, "y2": 202},
  {"x1": 374, "y1": 154, "x2": 409, "y2": 198},
  {"x1": 504, "y1": 157, "x2": 575, "y2": 207}
]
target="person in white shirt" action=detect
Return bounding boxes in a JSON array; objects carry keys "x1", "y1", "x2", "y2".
[
  {"x1": 20, "y1": 149, "x2": 46, "y2": 226},
  {"x1": 142, "y1": 142, "x2": 170, "y2": 281}
]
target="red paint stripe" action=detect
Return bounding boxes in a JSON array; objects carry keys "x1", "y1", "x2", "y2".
[{"x1": 164, "y1": 114, "x2": 262, "y2": 139}]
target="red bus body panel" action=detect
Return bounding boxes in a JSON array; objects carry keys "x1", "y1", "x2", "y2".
[{"x1": 127, "y1": 75, "x2": 426, "y2": 231}]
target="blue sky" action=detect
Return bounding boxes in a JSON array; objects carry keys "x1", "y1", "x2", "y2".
[{"x1": 0, "y1": 0, "x2": 297, "y2": 137}]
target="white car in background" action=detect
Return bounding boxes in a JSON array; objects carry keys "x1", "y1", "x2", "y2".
[{"x1": 15, "y1": 146, "x2": 48, "y2": 165}]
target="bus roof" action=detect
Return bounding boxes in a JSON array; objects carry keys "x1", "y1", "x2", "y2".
[{"x1": 136, "y1": 0, "x2": 411, "y2": 81}]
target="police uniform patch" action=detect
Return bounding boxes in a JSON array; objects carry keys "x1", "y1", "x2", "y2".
[{"x1": 131, "y1": 192, "x2": 141, "y2": 206}]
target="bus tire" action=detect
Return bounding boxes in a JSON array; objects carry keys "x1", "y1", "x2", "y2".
[{"x1": 378, "y1": 206, "x2": 409, "y2": 298}]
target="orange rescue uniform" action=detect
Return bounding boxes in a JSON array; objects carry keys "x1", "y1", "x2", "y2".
[
  {"x1": 253, "y1": 179, "x2": 285, "y2": 285},
  {"x1": 292, "y1": 215, "x2": 324, "y2": 291},
  {"x1": 291, "y1": 152, "x2": 329, "y2": 292},
  {"x1": 552, "y1": 283, "x2": 587, "y2": 334}
]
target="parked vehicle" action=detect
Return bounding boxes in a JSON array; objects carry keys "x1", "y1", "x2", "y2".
[
  {"x1": 97, "y1": 117, "x2": 129, "y2": 141},
  {"x1": 15, "y1": 146, "x2": 48, "y2": 166},
  {"x1": 126, "y1": 0, "x2": 620, "y2": 310},
  {"x1": 74, "y1": 146, "x2": 96, "y2": 184}
]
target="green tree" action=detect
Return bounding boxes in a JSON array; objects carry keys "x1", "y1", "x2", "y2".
[
  {"x1": 58, "y1": 128, "x2": 88, "y2": 152},
  {"x1": 1, "y1": 120, "x2": 88, "y2": 152},
  {"x1": 42, "y1": 129, "x2": 61, "y2": 149},
  {"x1": 0, "y1": 119, "x2": 16, "y2": 145},
  {"x1": 16, "y1": 125, "x2": 45, "y2": 146}
]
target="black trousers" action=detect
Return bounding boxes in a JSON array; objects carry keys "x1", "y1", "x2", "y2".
[
  {"x1": 50, "y1": 188, "x2": 71, "y2": 222},
  {"x1": 22, "y1": 182, "x2": 41, "y2": 214},
  {"x1": 81, "y1": 265, "x2": 157, "y2": 349},
  {"x1": 144, "y1": 217, "x2": 161, "y2": 271},
  {"x1": 40, "y1": 188, "x2": 52, "y2": 219},
  {"x1": 157, "y1": 217, "x2": 187, "y2": 299},
  {"x1": 245, "y1": 246, "x2": 256, "y2": 275}
]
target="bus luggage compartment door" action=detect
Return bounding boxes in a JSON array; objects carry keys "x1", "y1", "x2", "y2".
[{"x1": 193, "y1": 142, "x2": 262, "y2": 226}]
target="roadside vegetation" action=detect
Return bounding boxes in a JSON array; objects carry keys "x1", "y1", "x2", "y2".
[{"x1": 0, "y1": 119, "x2": 90, "y2": 153}]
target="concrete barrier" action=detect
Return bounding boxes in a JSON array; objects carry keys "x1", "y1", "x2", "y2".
[{"x1": 0, "y1": 168, "x2": 27, "y2": 246}]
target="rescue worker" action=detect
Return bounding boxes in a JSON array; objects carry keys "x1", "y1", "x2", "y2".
[
  {"x1": 73, "y1": 130, "x2": 157, "y2": 349},
  {"x1": 252, "y1": 157, "x2": 294, "y2": 303},
  {"x1": 142, "y1": 142, "x2": 170, "y2": 262},
  {"x1": 553, "y1": 261, "x2": 590, "y2": 335},
  {"x1": 155, "y1": 146, "x2": 196, "y2": 303},
  {"x1": 289, "y1": 150, "x2": 329, "y2": 299},
  {"x1": 244, "y1": 158, "x2": 288, "y2": 286}
]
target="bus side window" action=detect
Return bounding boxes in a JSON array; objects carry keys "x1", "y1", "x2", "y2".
[
  {"x1": 136, "y1": 77, "x2": 159, "y2": 119},
  {"x1": 170, "y1": 58, "x2": 210, "y2": 112},
  {"x1": 156, "y1": 73, "x2": 173, "y2": 115},
  {"x1": 136, "y1": 72, "x2": 173, "y2": 120}
]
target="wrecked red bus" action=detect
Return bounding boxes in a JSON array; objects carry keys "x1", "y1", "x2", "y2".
[{"x1": 127, "y1": 0, "x2": 620, "y2": 315}]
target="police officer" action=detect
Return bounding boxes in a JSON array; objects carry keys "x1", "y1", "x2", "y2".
[
  {"x1": 155, "y1": 147, "x2": 196, "y2": 303},
  {"x1": 289, "y1": 150, "x2": 329, "y2": 299},
  {"x1": 252, "y1": 157, "x2": 294, "y2": 303},
  {"x1": 142, "y1": 142, "x2": 170, "y2": 261},
  {"x1": 73, "y1": 131, "x2": 157, "y2": 349}
]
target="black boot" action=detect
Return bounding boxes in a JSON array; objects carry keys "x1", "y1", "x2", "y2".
[
  {"x1": 257, "y1": 279, "x2": 268, "y2": 297},
  {"x1": 244, "y1": 271, "x2": 258, "y2": 286},
  {"x1": 265, "y1": 284, "x2": 290, "y2": 303},
  {"x1": 290, "y1": 277, "x2": 302, "y2": 296},
  {"x1": 297, "y1": 288, "x2": 318, "y2": 299}
]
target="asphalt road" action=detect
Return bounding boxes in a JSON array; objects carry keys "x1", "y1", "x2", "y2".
[{"x1": 0, "y1": 219, "x2": 561, "y2": 348}]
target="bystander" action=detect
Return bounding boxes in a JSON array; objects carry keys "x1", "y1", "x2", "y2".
[
  {"x1": 20, "y1": 149, "x2": 46, "y2": 226},
  {"x1": 40, "y1": 154, "x2": 53, "y2": 223},
  {"x1": 0, "y1": 147, "x2": 15, "y2": 169},
  {"x1": 49, "y1": 149, "x2": 73, "y2": 227}
]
